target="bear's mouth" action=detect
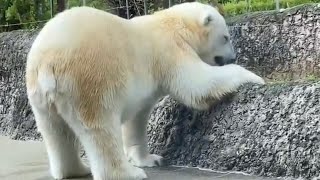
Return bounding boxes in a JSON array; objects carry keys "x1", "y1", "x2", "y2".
[{"x1": 214, "y1": 56, "x2": 236, "y2": 66}]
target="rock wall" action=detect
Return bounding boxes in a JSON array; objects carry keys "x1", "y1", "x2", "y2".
[
  {"x1": 0, "y1": 3, "x2": 320, "y2": 179},
  {"x1": 148, "y1": 82, "x2": 320, "y2": 180},
  {"x1": 228, "y1": 3, "x2": 320, "y2": 81},
  {"x1": 0, "y1": 30, "x2": 41, "y2": 140}
]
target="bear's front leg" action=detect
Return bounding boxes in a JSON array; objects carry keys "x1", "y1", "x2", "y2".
[
  {"x1": 122, "y1": 105, "x2": 164, "y2": 167},
  {"x1": 167, "y1": 62, "x2": 266, "y2": 111}
]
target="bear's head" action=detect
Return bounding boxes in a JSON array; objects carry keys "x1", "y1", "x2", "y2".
[{"x1": 156, "y1": 2, "x2": 236, "y2": 66}]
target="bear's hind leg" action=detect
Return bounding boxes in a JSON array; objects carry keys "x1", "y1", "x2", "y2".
[
  {"x1": 122, "y1": 106, "x2": 164, "y2": 167},
  {"x1": 70, "y1": 112, "x2": 148, "y2": 180},
  {"x1": 32, "y1": 106, "x2": 91, "y2": 179}
]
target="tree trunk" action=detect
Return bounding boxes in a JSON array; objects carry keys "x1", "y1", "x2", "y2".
[{"x1": 57, "y1": 0, "x2": 66, "y2": 12}]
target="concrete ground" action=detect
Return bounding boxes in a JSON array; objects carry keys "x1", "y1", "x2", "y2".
[{"x1": 0, "y1": 136, "x2": 279, "y2": 180}]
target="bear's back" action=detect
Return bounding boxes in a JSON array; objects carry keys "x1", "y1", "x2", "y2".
[{"x1": 31, "y1": 6, "x2": 129, "y2": 52}]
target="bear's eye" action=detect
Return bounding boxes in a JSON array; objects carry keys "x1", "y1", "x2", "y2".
[{"x1": 204, "y1": 15, "x2": 213, "y2": 26}]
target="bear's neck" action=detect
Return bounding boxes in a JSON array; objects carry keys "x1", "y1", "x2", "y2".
[{"x1": 129, "y1": 15, "x2": 200, "y2": 93}]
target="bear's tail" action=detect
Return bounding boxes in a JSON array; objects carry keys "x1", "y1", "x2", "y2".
[{"x1": 37, "y1": 65, "x2": 57, "y2": 104}]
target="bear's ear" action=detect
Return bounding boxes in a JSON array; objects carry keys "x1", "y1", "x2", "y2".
[{"x1": 203, "y1": 14, "x2": 213, "y2": 26}]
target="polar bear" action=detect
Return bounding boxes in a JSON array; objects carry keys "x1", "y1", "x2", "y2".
[{"x1": 26, "y1": 2, "x2": 265, "y2": 180}]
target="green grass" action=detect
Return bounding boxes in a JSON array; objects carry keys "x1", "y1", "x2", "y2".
[{"x1": 222, "y1": 0, "x2": 320, "y2": 17}]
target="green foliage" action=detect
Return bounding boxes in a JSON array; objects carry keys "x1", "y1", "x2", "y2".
[
  {"x1": 223, "y1": 0, "x2": 320, "y2": 16},
  {"x1": 0, "y1": 0, "x2": 319, "y2": 32},
  {"x1": 67, "y1": 0, "x2": 109, "y2": 10},
  {"x1": 0, "y1": 0, "x2": 108, "y2": 32},
  {"x1": 0, "y1": 0, "x2": 51, "y2": 32}
]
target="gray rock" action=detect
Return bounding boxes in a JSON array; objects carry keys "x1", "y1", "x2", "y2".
[
  {"x1": 147, "y1": 82, "x2": 320, "y2": 179},
  {"x1": 227, "y1": 3, "x2": 320, "y2": 81},
  {"x1": 0, "y1": 29, "x2": 41, "y2": 141}
]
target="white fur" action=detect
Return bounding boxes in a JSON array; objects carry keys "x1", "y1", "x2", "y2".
[
  {"x1": 26, "y1": 2, "x2": 265, "y2": 180},
  {"x1": 169, "y1": 62, "x2": 265, "y2": 109},
  {"x1": 28, "y1": 88, "x2": 91, "y2": 179}
]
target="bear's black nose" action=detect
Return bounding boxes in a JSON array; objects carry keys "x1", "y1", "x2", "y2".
[{"x1": 214, "y1": 56, "x2": 225, "y2": 66}]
